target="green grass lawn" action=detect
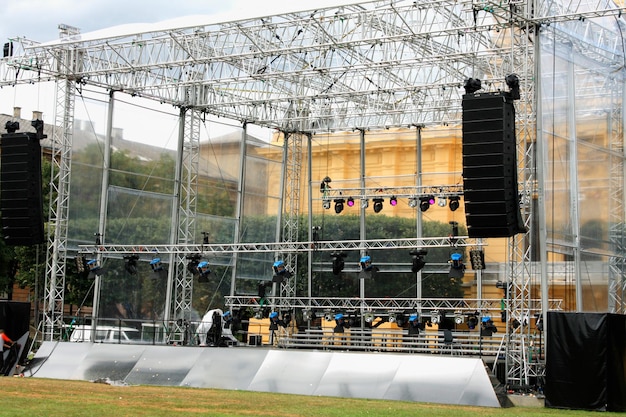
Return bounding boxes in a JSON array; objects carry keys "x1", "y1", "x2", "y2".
[{"x1": 0, "y1": 378, "x2": 622, "y2": 417}]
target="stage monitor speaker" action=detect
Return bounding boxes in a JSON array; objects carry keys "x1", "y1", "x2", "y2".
[
  {"x1": 0, "y1": 132, "x2": 44, "y2": 245},
  {"x1": 462, "y1": 92, "x2": 525, "y2": 238}
]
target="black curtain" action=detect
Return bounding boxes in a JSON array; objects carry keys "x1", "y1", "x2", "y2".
[{"x1": 545, "y1": 312, "x2": 626, "y2": 412}]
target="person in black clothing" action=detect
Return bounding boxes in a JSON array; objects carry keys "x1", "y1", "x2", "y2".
[
  {"x1": 269, "y1": 311, "x2": 288, "y2": 345},
  {"x1": 333, "y1": 313, "x2": 350, "y2": 346},
  {"x1": 0, "y1": 329, "x2": 17, "y2": 376},
  {"x1": 405, "y1": 314, "x2": 422, "y2": 352},
  {"x1": 407, "y1": 314, "x2": 421, "y2": 336}
]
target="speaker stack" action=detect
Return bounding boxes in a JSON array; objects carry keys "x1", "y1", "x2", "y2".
[
  {"x1": 462, "y1": 92, "x2": 526, "y2": 238},
  {"x1": 0, "y1": 132, "x2": 44, "y2": 245}
]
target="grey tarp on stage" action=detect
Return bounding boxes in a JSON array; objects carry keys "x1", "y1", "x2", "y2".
[{"x1": 29, "y1": 341, "x2": 500, "y2": 407}]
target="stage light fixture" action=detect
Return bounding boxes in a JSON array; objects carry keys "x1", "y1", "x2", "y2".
[
  {"x1": 334, "y1": 198, "x2": 345, "y2": 213},
  {"x1": 410, "y1": 249, "x2": 427, "y2": 273},
  {"x1": 257, "y1": 281, "x2": 270, "y2": 298},
  {"x1": 464, "y1": 77, "x2": 482, "y2": 94},
  {"x1": 330, "y1": 251, "x2": 347, "y2": 275},
  {"x1": 468, "y1": 314, "x2": 479, "y2": 329},
  {"x1": 363, "y1": 312, "x2": 374, "y2": 323},
  {"x1": 358, "y1": 255, "x2": 379, "y2": 279},
  {"x1": 347, "y1": 197, "x2": 355, "y2": 207},
  {"x1": 75, "y1": 255, "x2": 88, "y2": 275},
  {"x1": 324, "y1": 310, "x2": 334, "y2": 322},
  {"x1": 469, "y1": 249, "x2": 485, "y2": 270},
  {"x1": 186, "y1": 254, "x2": 201, "y2": 275},
  {"x1": 449, "y1": 196, "x2": 460, "y2": 211},
  {"x1": 419, "y1": 196, "x2": 432, "y2": 212},
  {"x1": 320, "y1": 176, "x2": 332, "y2": 193},
  {"x1": 272, "y1": 260, "x2": 292, "y2": 283},
  {"x1": 389, "y1": 196, "x2": 397, "y2": 206},
  {"x1": 87, "y1": 258, "x2": 102, "y2": 274},
  {"x1": 506, "y1": 73, "x2": 520, "y2": 100},
  {"x1": 302, "y1": 309, "x2": 314, "y2": 321},
  {"x1": 197, "y1": 260, "x2": 213, "y2": 283},
  {"x1": 431, "y1": 310, "x2": 441, "y2": 325},
  {"x1": 454, "y1": 312, "x2": 464, "y2": 325},
  {"x1": 388, "y1": 311, "x2": 397, "y2": 323},
  {"x1": 408, "y1": 197, "x2": 418, "y2": 208},
  {"x1": 150, "y1": 257, "x2": 164, "y2": 272},
  {"x1": 322, "y1": 199, "x2": 331, "y2": 210},
  {"x1": 361, "y1": 198, "x2": 369, "y2": 209},
  {"x1": 449, "y1": 252, "x2": 465, "y2": 279},
  {"x1": 438, "y1": 196, "x2": 447, "y2": 207},
  {"x1": 124, "y1": 254, "x2": 139, "y2": 275},
  {"x1": 373, "y1": 197, "x2": 384, "y2": 213},
  {"x1": 395, "y1": 313, "x2": 406, "y2": 327}
]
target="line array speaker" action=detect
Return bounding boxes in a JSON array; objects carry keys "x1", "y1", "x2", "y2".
[
  {"x1": 462, "y1": 92, "x2": 526, "y2": 238},
  {"x1": 0, "y1": 132, "x2": 44, "y2": 245}
]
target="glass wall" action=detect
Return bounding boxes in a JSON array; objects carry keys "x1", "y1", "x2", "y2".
[{"x1": 539, "y1": 14, "x2": 626, "y2": 311}]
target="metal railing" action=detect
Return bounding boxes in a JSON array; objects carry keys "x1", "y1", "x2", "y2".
[{"x1": 273, "y1": 328, "x2": 511, "y2": 357}]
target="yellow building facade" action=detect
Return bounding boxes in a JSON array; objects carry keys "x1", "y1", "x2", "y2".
[{"x1": 268, "y1": 124, "x2": 607, "y2": 312}]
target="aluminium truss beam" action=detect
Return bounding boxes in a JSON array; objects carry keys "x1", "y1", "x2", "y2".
[
  {"x1": 224, "y1": 295, "x2": 563, "y2": 313},
  {"x1": 78, "y1": 236, "x2": 475, "y2": 256}
]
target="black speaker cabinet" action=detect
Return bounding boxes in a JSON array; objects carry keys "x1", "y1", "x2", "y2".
[
  {"x1": 462, "y1": 92, "x2": 525, "y2": 238},
  {"x1": 0, "y1": 132, "x2": 44, "y2": 245}
]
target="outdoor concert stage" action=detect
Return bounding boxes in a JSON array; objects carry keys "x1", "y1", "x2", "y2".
[{"x1": 27, "y1": 341, "x2": 501, "y2": 407}]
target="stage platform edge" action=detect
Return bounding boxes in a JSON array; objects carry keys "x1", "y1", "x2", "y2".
[{"x1": 28, "y1": 341, "x2": 500, "y2": 408}]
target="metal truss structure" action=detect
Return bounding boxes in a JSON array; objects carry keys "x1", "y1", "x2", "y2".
[
  {"x1": 224, "y1": 295, "x2": 563, "y2": 316},
  {"x1": 78, "y1": 236, "x2": 473, "y2": 256},
  {"x1": 1, "y1": 0, "x2": 625, "y2": 388}
]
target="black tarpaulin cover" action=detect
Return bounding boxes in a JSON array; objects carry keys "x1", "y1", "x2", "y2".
[{"x1": 545, "y1": 312, "x2": 626, "y2": 412}]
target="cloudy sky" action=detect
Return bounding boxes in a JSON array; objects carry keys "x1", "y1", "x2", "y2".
[{"x1": 0, "y1": 0, "x2": 355, "y2": 43}]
